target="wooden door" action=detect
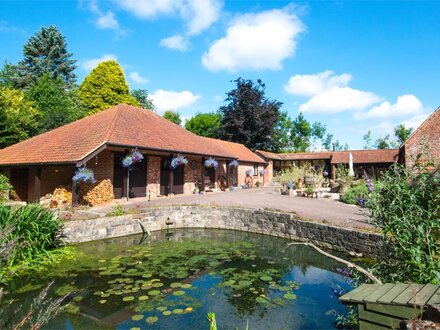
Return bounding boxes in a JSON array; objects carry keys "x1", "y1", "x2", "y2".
[
  {"x1": 10, "y1": 168, "x2": 29, "y2": 201},
  {"x1": 113, "y1": 153, "x2": 124, "y2": 199},
  {"x1": 129, "y1": 157, "x2": 147, "y2": 198},
  {"x1": 160, "y1": 158, "x2": 170, "y2": 195}
]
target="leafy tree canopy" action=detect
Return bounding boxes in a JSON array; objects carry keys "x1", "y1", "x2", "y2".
[
  {"x1": 290, "y1": 112, "x2": 329, "y2": 152},
  {"x1": 185, "y1": 112, "x2": 221, "y2": 138},
  {"x1": 26, "y1": 74, "x2": 85, "y2": 133},
  {"x1": 163, "y1": 110, "x2": 182, "y2": 125},
  {"x1": 131, "y1": 89, "x2": 155, "y2": 110},
  {"x1": 394, "y1": 123, "x2": 413, "y2": 145},
  {"x1": 218, "y1": 78, "x2": 282, "y2": 150},
  {"x1": 79, "y1": 60, "x2": 139, "y2": 115},
  {"x1": 0, "y1": 87, "x2": 40, "y2": 148},
  {"x1": 15, "y1": 25, "x2": 76, "y2": 89}
]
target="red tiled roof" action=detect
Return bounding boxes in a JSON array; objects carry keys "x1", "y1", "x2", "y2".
[
  {"x1": 330, "y1": 149, "x2": 399, "y2": 164},
  {"x1": 256, "y1": 149, "x2": 398, "y2": 164},
  {"x1": 202, "y1": 138, "x2": 266, "y2": 164},
  {"x1": 0, "y1": 104, "x2": 235, "y2": 166}
]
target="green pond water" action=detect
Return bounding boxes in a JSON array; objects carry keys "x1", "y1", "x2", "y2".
[{"x1": 5, "y1": 229, "x2": 355, "y2": 329}]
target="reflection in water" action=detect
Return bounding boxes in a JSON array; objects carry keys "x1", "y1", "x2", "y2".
[{"x1": 5, "y1": 229, "x2": 353, "y2": 330}]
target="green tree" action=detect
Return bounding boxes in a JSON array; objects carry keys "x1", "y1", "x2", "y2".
[
  {"x1": 322, "y1": 133, "x2": 334, "y2": 151},
  {"x1": 79, "y1": 60, "x2": 139, "y2": 115},
  {"x1": 131, "y1": 89, "x2": 155, "y2": 110},
  {"x1": 394, "y1": 124, "x2": 413, "y2": 145},
  {"x1": 375, "y1": 135, "x2": 392, "y2": 149},
  {"x1": 26, "y1": 74, "x2": 85, "y2": 133},
  {"x1": 163, "y1": 110, "x2": 182, "y2": 125},
  {"x1": 363, "y1": 130, "x2": 373, "y2": 149},
  {"x1": 185, "y1": 112, "x2": 221, "y2": 138},
  {"x1": 289, "y1": 113, "x2": 328, "y2": 152},
  {"x1": 272, "y1": 111, "x2": 293, "y2": 152},
  {"x1": 218, "y1": 78, "x2": 282, "y2": 150},
  {"x1": 0, "y1": 87, "x2": 39, "y2": 148},
  {"x1": 16, "y1": 25, "x2": 76, "y2": 89},
  {"x1": 0, "y1": 63, "x2": 20, "y2": 88}
]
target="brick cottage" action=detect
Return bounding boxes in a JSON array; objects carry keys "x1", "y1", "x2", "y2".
[{"x1": 0, "y1": 104, "x2": 266, "y2": 204}]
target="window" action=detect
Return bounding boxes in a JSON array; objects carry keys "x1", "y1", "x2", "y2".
[{"x1": 253, "y1": 164, "x2": 258, "y2": 176}]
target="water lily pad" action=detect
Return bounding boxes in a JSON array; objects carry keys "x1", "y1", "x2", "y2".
[
  {"x1": 15, "y1": 283, "x2": 45, "y2": 294},
  {"x1": 172, "y1": 308, "x2": 184, "y2": 314},
  {"x1": 163, "y1": 311, "x2": 172, "y2": 316},
  {"x1": 256, "y1": 296, "x2": 269, "y2": 304},
  {"x1": 122, "y1": 296, "x2": 135, "y2": 302},
  {"x1": 283, "y1": 293, "x2": 297, "y2": 300},
  {"x1": 100, "y1": 293, "x2": 110, "y2": 298},
  {"x1": 98, "y1": 259, "x2": 106, "y2": 263},
  {"x1": 99, "y1": 300, "x2": 107, "y2": 304},
  {"x1": 148, "y1": 290, "x2": 161, "y2": 296},
  {"x1": 152, "y1": 282, "x2": 164, "y2": 288},
  {"x1": 138, "y1": 295, "x2": 149, "y2": 301},
  {"x1": 146, "y1": 316, "x2": 158, "y2": 324},
  {"x1": 170, "y1": 282, "x2": 182, "y2": 288},
  {"x1": 181, "y1": 284, "x2": 192, "y2": 289},
  {"x1": 130, "y1": 328, "x2": 141, "y2": 330},
  {"x1": 173, "y1": 290, "x2": 185, "y2": 296},
  {"x1": 238, "y1": 280, "x2": 252, "y2": 287},
  {"x1": 185, "y1": 307, "x2": 193, "y2": 313},
  {"x1": 132, "y1": 314, "x2": 144, "y2": 321},
  {"x1": 127, "y1": 269, "x2": 138, "y2": 273},
  {"x1": 142, "y1": 273, "x2": 152, "y2": 278},
  {"x1": 260, "y1": 275, "x2": 272, "y2": 282},
  {"x1": 73, "y1": 296, "x2": 83, "y2": 302},
  {"x1": 156, "y1": 306, "x2": 167, "y2": 312}
]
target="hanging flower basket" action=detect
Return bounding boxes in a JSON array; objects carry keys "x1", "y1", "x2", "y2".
[
  {"x1": 72, "y1": 167, "x2": 95, "y2": 184},
  {"x1": 122, "y1": 148, "x2": 144, "y2": 168},
  {"x1": 228, "y1": 160, "x2": 239, "y2": 167},
  {"x1": 171, "y1": 155, "x2": 188, "y2": 169},
  {"x1": 260, "y1": 169, "x2": 266, "y2": 176},
  {"x1": 204, "y1": 157, "x2": 218, "y2": 169},
  {"x1": 246, "y1": 169, "x2": 252, "y2": 176}
]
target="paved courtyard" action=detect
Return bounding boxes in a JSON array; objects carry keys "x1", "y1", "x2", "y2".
[{"x1": 92, "y1": 187, "x2": 374, "y2": 231}]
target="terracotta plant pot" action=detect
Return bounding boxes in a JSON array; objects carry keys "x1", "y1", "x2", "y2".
[{"x1": 297, "y1": 178, "x2": 303, "y2": 190}]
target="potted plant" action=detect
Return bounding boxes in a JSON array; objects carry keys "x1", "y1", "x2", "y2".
[
  {"x1": 171, "y1": 154, "x2": 188, "y2": 169},
  {"x1": 204, "y1": 158, "x2": 218, "y2": 169}
]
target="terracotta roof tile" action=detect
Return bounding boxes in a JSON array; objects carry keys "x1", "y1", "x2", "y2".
[
  {"x1": 0, "y1": 104, "x2": 235, "y2": 166},
  {"x1": 256, "y1": 149, "x2": 398, "y2": 164},
  {"x1": 202, "y1": 138, "x2": 266, "y2": 163}
]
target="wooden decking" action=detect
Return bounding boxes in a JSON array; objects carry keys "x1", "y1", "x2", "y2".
[
  {"x1": 340, "y1": 283, "x2": 440, "y2": 307},
  {"x1": 340, "y1": 284, "x2": 440, "y2": 329}
]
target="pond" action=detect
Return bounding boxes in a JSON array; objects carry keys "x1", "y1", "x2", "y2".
[{"x1": 5, "y1": 229, "x2": 355, "y2": 329}]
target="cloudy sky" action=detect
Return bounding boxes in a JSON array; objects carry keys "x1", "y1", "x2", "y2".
[{"x1": 1, "y1": 0, "x2": 439, "y2": 149}]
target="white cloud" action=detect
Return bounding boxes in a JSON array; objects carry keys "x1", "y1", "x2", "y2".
[
  {"x1": 150, "y1": 89, "x2": 200, "y2": 113},
  {"x1": 284, "y1": 70, "x2": 351, "y2": 97},
  {"x1": 160, "y1": 35, "x2": 189, "y2": 51},
  {"x1": 81, "y1": 54, "x2": 117, "y2": 71},
  {"x1": 299, "y1": 87, "x2": 382, "y2": 114},
  {"x1": 202, "y1": 8, "x2": 305, "y2": 72},
  {"x1": 360, "y1": 94, "x2": 424, "y2": 119},
  {"x1": 88, "y1": 0, "x2": 123, "y2": 33},
  {"x1": 402, "y1": 113, "x2": 430, "y2": 130},
  {"x1": 129, "y1": 71, "x2": 148, "y2": 84},
  {"x1": 113, "y1": 0, "x2": 222, "y2": 35}
]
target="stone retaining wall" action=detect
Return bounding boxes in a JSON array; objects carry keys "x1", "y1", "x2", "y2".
[{"x1": 62, "y1": 205, "x2": 383, "y2": 256}]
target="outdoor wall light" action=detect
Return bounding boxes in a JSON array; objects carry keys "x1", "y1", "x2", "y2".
[{"x1": 95, "y1": 155, "x2": 99, "y2": 165}]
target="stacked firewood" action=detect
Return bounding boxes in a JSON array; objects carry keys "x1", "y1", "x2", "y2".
[
  {"x1": 52, "y1": 187, "x2": 72, "y2": 206},
  {"x1": 78, "y1": 179, "x2": 114, "y2": 206}
]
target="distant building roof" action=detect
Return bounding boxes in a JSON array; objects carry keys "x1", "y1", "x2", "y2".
[
  {"x1": 256, "y1": 149, "x2": 399, "y2": 164},
  {"x1": 203, "y1": 138, "x2": 266, "y2": 164},
  {"x1": 0, "y1": 104, "x2": 236, "y2": 166}
]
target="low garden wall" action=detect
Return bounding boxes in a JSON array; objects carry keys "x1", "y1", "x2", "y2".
[{"x1": 62, "y1": 205, "x2": 383, "y2": 256}]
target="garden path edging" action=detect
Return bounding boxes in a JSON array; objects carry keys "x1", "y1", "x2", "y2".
[{"x1": 62, "y1": 205, "x2": 382, "y2": 256}]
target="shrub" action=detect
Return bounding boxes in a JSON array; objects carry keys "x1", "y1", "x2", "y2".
[
  {"x1": 341, "y1": 181, "x2": 368, "y2": 205},
  {"x1": 366, "y1": 164, "x2": 440, "y2": 284},
  {"x1": 0, "y1": 174, "x2": 12, "y2": 202},
  {"x1": 0, "y1": 204, "x2": 61, "y2": 266}
]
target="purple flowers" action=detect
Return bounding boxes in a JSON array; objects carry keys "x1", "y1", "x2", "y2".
[
  {"x1": 72, "y1": 167, "x2": 95, "y2": 184},
  {"x1": 356, "y1": 198, "x2": 366, "y2": 207},
  {"x1": 260, "y1": 169, "x2": 266, "y2": 176},
  {"x1": 336, "y1": 267, "x2": 352, "y2": 278},
  {"x1": 365, "y1": 173, "x2": 375, "y2": 192},
  {"x1": 323, "y1": 170, "x2": 329, "y2": 177},
  {"x1": 204, "y1": 157, "x2": 218, "y2": 169},
  {"x1": 246, "y1": 169, "x2": 252, "y2": 176},
  {"x1": 228, "y1": 160, "x2": 239, "y2": 167},
  {"x1": 171, "y1": 155, "x2": 188, "y2": 169},
  {"x1": 122, "y1": 148, "x2": 144, "y2": 168}
]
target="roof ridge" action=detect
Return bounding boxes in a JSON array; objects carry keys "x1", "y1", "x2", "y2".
[{"x1": 104, "y1": 105, "x2": 122, "y2": 142}]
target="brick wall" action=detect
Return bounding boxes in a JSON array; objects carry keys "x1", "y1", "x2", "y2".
[
  {"x1": 147, "y1": 156, "x2": 161, "y2": 197},
  {"x1": 86, "y1": 150, "x2": 114, "y2": 182},
  {"x1": 404, "y1": 108, "x2": 440, "y2": 169},
  {"x1": 184, "y1": 157, "x2": 203, "y2": 194},
  {"x1": 238, "y1": 162, "x2": 264, "y2": 187}
]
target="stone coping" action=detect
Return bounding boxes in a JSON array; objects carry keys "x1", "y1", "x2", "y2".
[{"x1": 62, "y1": 205, "x2": 383, "y2": 257}]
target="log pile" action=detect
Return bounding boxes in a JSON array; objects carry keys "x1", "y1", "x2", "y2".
[
  {"x1": 79, "y1": 179, "x2": 114, "y2": 206},
  {"x1": 52, "y1": 187, "x2": 72, "y2": 206}
]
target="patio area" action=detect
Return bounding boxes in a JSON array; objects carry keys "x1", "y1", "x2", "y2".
[{"x1": 81, "y1": 187, "x2": 374, "y2": 231}]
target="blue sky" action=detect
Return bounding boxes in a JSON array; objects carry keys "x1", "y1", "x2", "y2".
[{"x1": 1, "y1": 0, "x2": 439, "y2": 149}]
